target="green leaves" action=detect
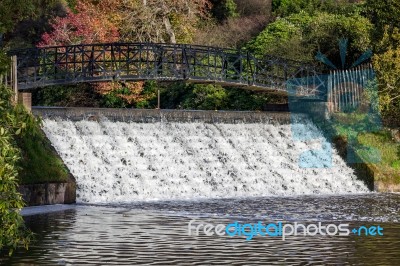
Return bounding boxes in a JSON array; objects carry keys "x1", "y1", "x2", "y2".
[
  {"x1": 210, "y1": 0, "x2": 239, "y2": 21},
  {"x1": 272, "y1": 0, "x2": 362, "y2": 17},
  {"x1": 0, "y1": 52, "x2": 10, "y2": 74},
  {"x1": 0, "y1": 84, "x2": 33, "y2": 255},
  {"x1": 246, "y1": 10, "x2": 373, "y2": 65},
  {"x1": 246, "y1": 14, "x2": 313, "y2": 61},
  {"x1": 365, "y1": 0, "x2": 400, "y2": 42}
]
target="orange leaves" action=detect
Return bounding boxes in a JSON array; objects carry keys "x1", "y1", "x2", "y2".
[{"x1": 94, "y1": 81, "x2": 152, "y2": 105}]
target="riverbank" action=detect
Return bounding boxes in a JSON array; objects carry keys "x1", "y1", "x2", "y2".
[{"x1": 327, "y1": 112, "x2": 400, "y2": 192}]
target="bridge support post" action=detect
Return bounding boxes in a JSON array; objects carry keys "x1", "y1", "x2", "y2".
[
  {"x1": 11, "y1": 55, "x2": 18, "y2": 104},
  {"x1": 10, "y1": 55, "x2": 32, "y2": 112},
  {"x1": 18, "y1": 92, "x2": 32, "y2": 112},
  {"x1": 157, "y1": 89, "x2": 160, "y2": 109}
]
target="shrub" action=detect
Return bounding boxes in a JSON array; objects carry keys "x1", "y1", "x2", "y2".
[
  {"x1": 246, "y1": 11, "x2": 372, "y2": 64},
  {"x1": 33, "y1": 83, "x2": 103, "y2": 107},
  {"x1": 0, "y1": 85, "x2": 33, "y2": 255}
]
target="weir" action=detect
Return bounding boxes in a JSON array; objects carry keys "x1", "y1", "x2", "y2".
[
  {"x1": 35, "y1": 108, "x2": 369, "y2": 203},
  {"x1": 33, "y1": 107, "x2": 292, "y2": 124}
]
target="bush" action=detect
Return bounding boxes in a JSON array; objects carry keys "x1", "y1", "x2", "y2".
[
  {"x1": 364, "y1": 0, "x2": 400, "y2": 44},
  {"x1": 246, "y1": 14, "x2": 314, "y2": 61},
  {"x1": 33, "y1": 83, "x2": 103, "y2": 107},
  {"x1": 33, "y1": 81, "x2": 158, "y2": 109},
  {"x1": 0, "y1": 85, "x2": 33, "y2": 255},
  {"x1": 182, "y1": 84, "x2": 229, "y2": 110},
  {"x1": 272, "y1": 0, "x2": 362, "y2": 17},
  {"x1": 158, "y1": 82, "x2": 282, "y2": 111},
  {"x1": 210, "y1": 0, "x2": 239, "y2": 21},
  {"x1": 246, "y1": 11, "x2": 373, "y2": 65},
  {"x1": 305, "y1": 12, "x2": 372, "y2": 66},
  {"x1": 101, "y1": 81, "x2": 158, "y2": 109},
  {"x1": 102, "y1": 88, "x2": 131, "y2": 108}
]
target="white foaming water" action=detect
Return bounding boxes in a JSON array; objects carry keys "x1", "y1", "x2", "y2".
[{"x1": 42, "y1": 117, "x2": 368, "y2": 203}]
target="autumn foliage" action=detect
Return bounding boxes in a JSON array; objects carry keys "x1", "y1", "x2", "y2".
[
  {"x1": 38, "y1": 0, "x2": 212, "y2": 46},
  {"x1": 94, "y1": 81, "x2": 154, "y2": 105},
  {"x1": 38, "y1": 1, "x2": 119, "y2": 46},
  {"x1": 37, "y1": 0, "x2": 213, "y2": 101}
]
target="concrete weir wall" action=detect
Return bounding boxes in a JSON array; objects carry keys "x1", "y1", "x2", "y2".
[
  {"x1": 32, "y1": 107, "x2": 293, "y2": 124},
  {"x1": 23, "y1": 107, "x2": 292, "y2": 206},
  {"x1": 19, "y1": 181, "x2": 76, "y2": 206},
  {"x1": 25, "y1": 106, "x2": 396, "y2": 204}
]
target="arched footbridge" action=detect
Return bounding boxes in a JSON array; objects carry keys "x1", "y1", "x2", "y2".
[{"x1": 8, "y1": 43, "x2": 326, "y2": 99}]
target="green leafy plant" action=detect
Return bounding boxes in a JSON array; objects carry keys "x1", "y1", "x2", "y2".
[
  {"x1": 103, "y1": 89, "x2": 130, "y2": 108},
  {"x1": 246, "y1": 11, "x2": 372, "y2": 64},
  {"x1": 15, "y1": 107, "x2": 69, "y2": 184},
  {"x1": 0, "y1": 85, "x2": 34, "y2": 256},
  {"x1": 392, "y1": 160, "x2": 400, "y2": 170},
  {"x1": 272, "y1": 0, "x2": 362, "y2": 17}
]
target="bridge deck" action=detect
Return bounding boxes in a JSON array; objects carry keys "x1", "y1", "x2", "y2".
[{"x1": 9, "y1": 43, "x2": 326, "y2": 99}]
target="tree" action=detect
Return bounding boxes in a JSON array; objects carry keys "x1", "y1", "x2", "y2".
[
  {"x1": 0, "y1": 1, "x2": 56, "y2": 256},
  {"x1": 246, "y1": 11, "x2": 373, "y2": 64},
  {"x1": 235, "y1": 0, "x2": 272, "y2": 17},
  {"x1": 1, "y1": 0, "x2": 70, "y2": 49},
  {"x1": 113, "y1": 0, "x2": 211, "y2": 43},
  {"x1": 38, "y1": 0, "x2": 119, "y2": 46},
  {"x1": 304, "y1": 12, "x2": 372, "y2": 66},
  {"x1": 7, "y1": 0, "x2": 68, "y2": 49},
  {"x1": 0, "y1": 0, "x2": 35, "y2": 35},
  {"x1": 363, "y1": 0, "x2": 400, "y2": 126},
  {"x1": 98, "y1": 81, "x2": 157, "y2": 108},
  {"x1": 210, "y1": 0, "x2": 239, "y2": 21},
  {"x1": 364, "y1": 0, "x2": 400, "y2": 46},
  {"x1": 246, "y1": 13, "x2": 314, "y2": 61},
  {"x1": 193, "y1": 15, "x2": 268, "y2": 48},
  {"x1": 0, "y1": 0, "x2": 35, "y2": 48},
  {"x1": 372, "y1": 28, "x2": 400, "y2": 126},
  {"x1": 272, "y1": 0, "x2": 361, "y2": 17},
  {"x1": 182, "y1": 84, "x2": 229, "y2": 110}
]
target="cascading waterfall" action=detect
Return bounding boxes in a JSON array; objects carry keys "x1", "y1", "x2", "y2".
[{"x1": 42, "y1": 117, "x2": 368, "y2": 203}]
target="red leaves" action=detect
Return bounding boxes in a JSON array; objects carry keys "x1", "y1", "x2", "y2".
[
  {"x1": 38, "y1": 0, "x2": 213, "y2": 46},
  {"x1": 38, "y1": 1, "x2": 119, "y2": 47}
]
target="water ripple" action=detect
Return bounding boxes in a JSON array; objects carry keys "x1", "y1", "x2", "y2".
[{"x1": 2, "y1": 194, "x2": 400, "y2": 265}]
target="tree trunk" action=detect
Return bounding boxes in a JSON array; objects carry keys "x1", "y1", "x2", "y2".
[{"x1": 163, "y1": 16, "x2": 176, "y2": 44}]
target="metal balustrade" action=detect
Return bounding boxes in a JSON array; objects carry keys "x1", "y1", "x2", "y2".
[{"x1": 9, "y1": 43, "x2": 325, "y2": 99}]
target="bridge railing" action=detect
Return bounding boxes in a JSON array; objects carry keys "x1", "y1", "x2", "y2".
[{"x1": 9, "y1": 43, "x2": 326, "y2": 99}]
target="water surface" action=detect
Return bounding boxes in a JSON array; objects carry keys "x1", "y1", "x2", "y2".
[{"x1": 2, "y1": 193, "x2": 400, "y2": 265}]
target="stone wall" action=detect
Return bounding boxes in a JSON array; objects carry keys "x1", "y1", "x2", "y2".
[
  {"x1": 289, "y1": 101, "x2": 330, "y2": 120},
  {"x1": 19, "y1": 181, "x2": 76, "y2": 206}
]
